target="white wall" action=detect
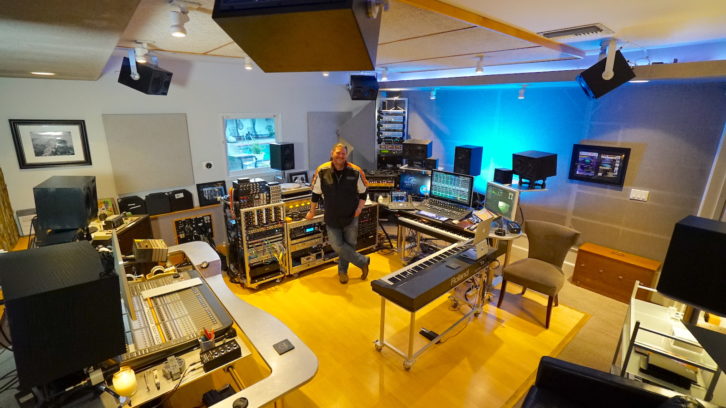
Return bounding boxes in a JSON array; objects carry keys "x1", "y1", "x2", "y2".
[{"x1": 0, "y1": 51, "x2": 368, "y2": 212}]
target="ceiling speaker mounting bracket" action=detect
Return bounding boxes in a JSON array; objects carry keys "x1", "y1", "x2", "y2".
[{"x1": 367, "y1": 0, "x2": 389, "y2": 19}]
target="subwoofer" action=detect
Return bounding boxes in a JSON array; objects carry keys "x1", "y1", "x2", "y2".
[
  {"x1": 118, "y1": 57, "x2": 173, "y2": 95},
  {"x1": 576, "y1": 50, "x2": 635, "y2": 99},
  {"x1": 270, "y1": 143, "x2": 295, "y2": 170},
  {"x1": 453, "y1": 145, "x2": 483, "y2": 176}
]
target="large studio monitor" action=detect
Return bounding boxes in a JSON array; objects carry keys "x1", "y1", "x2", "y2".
[
  {"x1": 512, "y1": 150, "x2": 557, "y2": 188},
  {"x1": 270, "y1": 142, "x2": 295, "y2": 170},
  {"x1": 0, "y1": 241, "x2": 125, "y2": 389},
  {"x1": 657, "y1": 216, "x2": 726, "y2": 317},
  {"x1": 33, "y1": 175, "x2": 98, "y2": 231},
  {"x1": 212, "y1": 0, "x2": 381, "y2": 72},
  {"x1": 349, "y1": 75, "x2": 379, "y2": 100},
  {"x1": 118, "y1": 57, "x2": 173, "y2": 95},
  {"x1": 454, "y1": 145, "x2": 483, "y2": 176},
  {"x1": 576, "y1": 50, "x2": 635, "y2": 99}
]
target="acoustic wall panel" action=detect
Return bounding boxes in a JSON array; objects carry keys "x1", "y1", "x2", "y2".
[{"x1": 102, "y1": 114, "x2": 194, "y2": 195}]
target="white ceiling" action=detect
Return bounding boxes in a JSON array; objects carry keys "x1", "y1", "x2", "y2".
[{"x1": 1, "y1": 0, "x2": 725, "y2": 81}]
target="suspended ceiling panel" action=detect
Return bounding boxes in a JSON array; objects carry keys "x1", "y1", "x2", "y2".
[{"x1": 0, "y1": 0, "x2": 141, "y2": 80}]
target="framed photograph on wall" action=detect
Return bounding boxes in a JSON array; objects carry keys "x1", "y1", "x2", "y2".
[
  {"x1": 9, "y1": 119, "x2": 92, "y2": 169},
  {"x1": 287, "y1": 171, "x2": 309, "y2": 184},
  {"x1": 568, "y1": 144, "x2": 631, "y2": 186}
]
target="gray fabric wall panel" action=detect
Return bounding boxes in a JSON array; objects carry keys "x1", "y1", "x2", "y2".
[
  {"x1": 339, "y1": 102, "x2": 376, "y2": 171},
  {"x1": 102, "y1": 113, "x2": 194, "y2": 195},
  {"x1": 307, "y1": 111, "x2": 352, "y2": 170}
]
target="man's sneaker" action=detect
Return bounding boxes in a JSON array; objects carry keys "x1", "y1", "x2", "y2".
[
  {"x1": 338, "y1": 272, "x2": 349, "y2": 284},
  {"x1": 361, "y1": 257, "x2": 371, "y2": 280}
]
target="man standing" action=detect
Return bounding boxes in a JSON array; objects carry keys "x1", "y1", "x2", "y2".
[{"x1": 306, "y1": 143, "x2": 371, "y2": 284}]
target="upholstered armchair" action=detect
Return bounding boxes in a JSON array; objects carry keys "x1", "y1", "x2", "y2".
[{"x1": 497, "y1": 220, "x2": 580, "y2": 328}]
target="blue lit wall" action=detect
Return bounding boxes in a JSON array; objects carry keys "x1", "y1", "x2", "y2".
[{"x1": 402, "y1": 80, "x2": 726, "y2": 261}]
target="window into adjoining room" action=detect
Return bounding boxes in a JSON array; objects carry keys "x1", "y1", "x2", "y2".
[{"x1": 223, "y1": 115, "x2": 279, "y2": 174}]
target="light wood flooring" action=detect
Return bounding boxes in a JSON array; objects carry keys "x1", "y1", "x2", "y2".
[{"x1": 225, "y1": 248, "x2": 589, "y2": 408}]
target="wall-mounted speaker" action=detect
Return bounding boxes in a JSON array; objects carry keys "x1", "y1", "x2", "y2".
[
  {"x1": 453, "y1": 145, "x2": 483, "y2": 176},
  {"x1": 270, "y1": 143, "x2": 295, "y2": 170},
  {"x1": 349, "y1": 75, "x2": 379, "y2": 100},
  {"x1": 118, "y1": 57, "x2": 173, "y2": 95},
  {"x1": 576, "y1": 50, "x2": 635, "y2": 99}
]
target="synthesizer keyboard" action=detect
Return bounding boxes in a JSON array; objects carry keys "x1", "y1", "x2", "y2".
[
  {"x1": 397, "y1": 214, "x2": 473, "y2": 243},
  {"x1": 119, "y1": 266, "x2": 234, "y2": 369},
  {"x1": 371, "y1": 241, "x2": 503, "y2": 312}
]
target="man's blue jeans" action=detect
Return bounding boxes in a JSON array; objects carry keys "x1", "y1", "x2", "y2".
[{"x1": 326, "y1": 218, "x2": 368, "y2": 275}]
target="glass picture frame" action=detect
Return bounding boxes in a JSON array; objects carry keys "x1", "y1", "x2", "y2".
[{"x1": 9, "y1": 119, "x2": 92, "y2": 169}]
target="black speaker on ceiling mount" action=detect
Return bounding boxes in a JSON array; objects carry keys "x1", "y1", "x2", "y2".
[
  {"x1": 349, "y1": 75, "x2": 379, "y2": 100},
  {"x1": 454, "y1": 145, "x2": 483, "y2": 176},
  {"x1": 270, "y1": 143, "x2": 295, "y2": 170},
  {"x1": 576, "y1": 50, "x2": 635, "y2": 99},
  {"x1": 118, "y1": 57, "x2": 173, "y2": 95}
]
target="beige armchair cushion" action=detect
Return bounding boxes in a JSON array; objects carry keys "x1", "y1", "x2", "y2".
[{"x1": 501, "y1": 258, "x2": 564, "y2": 296}]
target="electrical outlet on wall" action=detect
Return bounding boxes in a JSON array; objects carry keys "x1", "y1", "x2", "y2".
[{"x1": 629, "y1": 188, "x2": 650, "y2": 202}]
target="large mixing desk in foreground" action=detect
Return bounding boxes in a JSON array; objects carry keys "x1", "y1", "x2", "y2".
[{"x1": 169, "y1": 241, "x2": 318, "y2": 407}]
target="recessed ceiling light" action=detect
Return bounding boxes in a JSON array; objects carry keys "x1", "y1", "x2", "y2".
[
  {"x1": 322, "y1": 71, "x2": 330, "y2": 77},
  {"x1": 30, "y1": 72, "x2": 56, "y2": 76},
  {"x1": 629, "y1": 79, "x2": 650, "y2": 83}
]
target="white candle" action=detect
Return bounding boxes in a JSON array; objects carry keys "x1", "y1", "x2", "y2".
[{"x1": 112, "y1": 366, "x2": 137, "y2": 397}]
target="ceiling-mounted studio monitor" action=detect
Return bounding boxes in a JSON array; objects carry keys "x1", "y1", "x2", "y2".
[
  {"x1": 118, "y1": 57, "x2": 173, "y2": 95},
  {"x1": 212, "y1": 0, "x2": 382, "y2": 72},
  {"x1": 576, "y1": 50, "x2": 635, "y2": 99},
  {"x1": 349, "y1": 75, "x2": 379, "y2": 100}
]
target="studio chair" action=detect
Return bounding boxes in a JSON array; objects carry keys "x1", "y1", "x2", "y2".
[{"x1": 496, "y1": 220, "x2": 580, "y2": 329}]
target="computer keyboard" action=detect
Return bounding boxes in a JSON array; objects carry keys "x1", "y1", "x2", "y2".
[{"x1": 419, "y1": 198, "x2": 472, "y2": 221}]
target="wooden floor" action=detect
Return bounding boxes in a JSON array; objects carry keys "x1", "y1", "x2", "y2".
[{"x1": 226, "y1": 249, "x2": 588, "y2": 408}]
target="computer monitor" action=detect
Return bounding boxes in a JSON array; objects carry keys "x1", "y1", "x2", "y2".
[
  {"x1": 399, "y1": 170, "x2": 431, "y2": 197},
  {"x1": 429, "y1": 170, "x2": 474, "y2": 207},
  {"x1": 484, "y1": 182, "x2": 520, "y2": 221}
]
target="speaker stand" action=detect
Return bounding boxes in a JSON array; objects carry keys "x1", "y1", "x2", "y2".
[{"x1": 519, "y1": 178, "x2": 546, "y2": 189}]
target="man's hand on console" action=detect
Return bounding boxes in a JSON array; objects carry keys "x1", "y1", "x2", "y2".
[{"x1": 305, "y1": 210, "x2": 315, "y2": 220}]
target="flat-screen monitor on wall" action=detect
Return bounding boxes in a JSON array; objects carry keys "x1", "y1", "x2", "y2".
[
  {"x1": 484, "y1": 182, "x2": 519, "y2": 221},
  {"x1": 568, "y1": 144, "x2": 631, "y2": 186}
]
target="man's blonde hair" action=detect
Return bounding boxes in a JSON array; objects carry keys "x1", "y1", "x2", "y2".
[{"x1": 331, "y1": 143, "x2": 348, "y2": 153}]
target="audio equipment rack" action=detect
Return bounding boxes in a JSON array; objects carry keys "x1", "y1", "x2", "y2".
[{"x1": 376, "y1": 98, "x2": 408, "y2": 169}]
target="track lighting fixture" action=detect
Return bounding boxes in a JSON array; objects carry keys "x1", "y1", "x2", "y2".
[
  {"x1": 170, "y1": 4, "x2": 190, "y2": 38},
  {"x1": 381, "y1": 67, "x2": 388, "y2": 81},
  {"x1": 475, "y1": 55, "x2": 484, "y2": 74},
  {"x1": 244, "y1": 56, "x2": 253, "y2": 71},
  {"x1": 518, "y1": 84, "x2": 527, "y2": 100}
]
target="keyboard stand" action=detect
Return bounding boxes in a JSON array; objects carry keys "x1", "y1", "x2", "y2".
[{"x1": 373, "y1": 267, "x2": 489, "y2": 370}]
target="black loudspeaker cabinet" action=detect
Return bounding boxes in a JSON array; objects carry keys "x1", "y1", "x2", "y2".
[
  {"x1": 576, "y1": 50, "x2": 635, "y2": 99},
  {"x1": 657, "y1": 216, "x2": 726, "y2": 316},
  {"x1": 170, "y1": 189, "x2": 194, "y2": 212},
  {"x1": 146, "y1": 192, "x2": 172, "y2": 215},
  {"x1": 402, "y1": 139, "x2": 432, "y2": 161},
  {"x1": 453, "y1": 145, "x2": 483, "y2": 176},
  {"x1": 118, "y1": 57, "x2": 173, "y2": 95},
  {"x1": 118, "y1": 195, "x2": 147, "y2": 215},
  {"x1": 270, "y1": 143, "x2": 295, "y2": 170},
  {"x1": 0, "y1": 242, "x2": 125, "y2": 389},
  {"x1": 494, "y1": 168, "x2": 514, "y2": 185},
  {"x1": 423, "y1": 158, "x2": 438, "y2": 170},
  {"x1": 349, "y1": 75, "x2": 379, "y2": 100},
  {"x1": 512, "y1": 151, "x2": 557, "y2": 181},
  {"x1": 33, "y1": 176, "x2": 98, "y2": 230}
]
